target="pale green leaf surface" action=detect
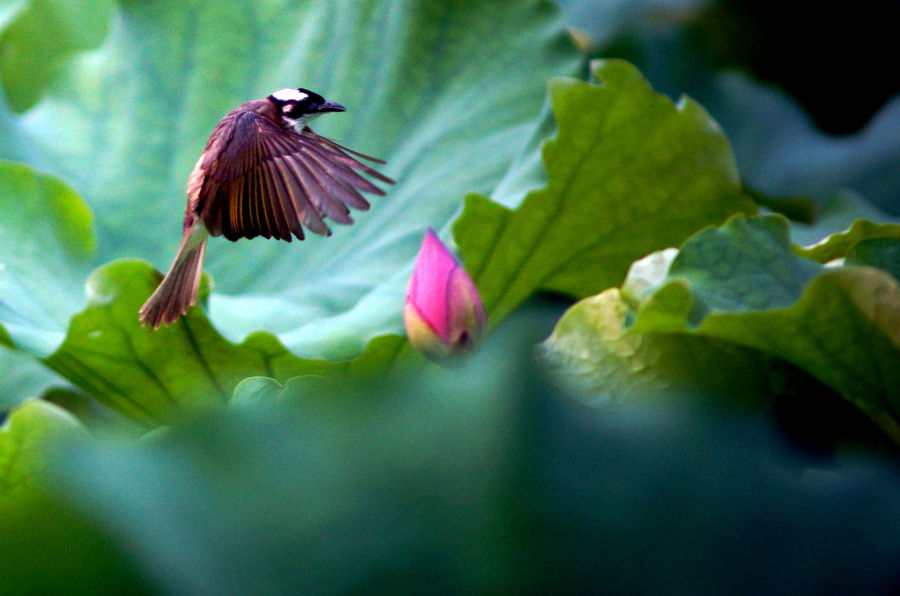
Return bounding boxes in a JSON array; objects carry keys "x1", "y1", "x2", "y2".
[
  {"x1": 0, "y1": 0, "x2": 575, "y2": 415},
  {"x1": 555, "y1": 0, "x2": 709, "y2": 47},
  {"x1": 455, "y1": 59, "x2": 755, "y2": 324},
  {"x1": 0, "y1": 0, "x2": 577, "y2": 362},
  {"x1": 0, "y1": 347, "x2": 62, "y2": 409},
  {"x1": 0, "y1": 160, "x2": 96, "y2": 409},
  {"x1": 0, "y1": 0, "x2": 114, "y2": 112},
  {"x1": 0, "y1": 161, "x2": 95, "y2": 354},
  {"x1": 619, "y1": 247, "x2": 678, "y2": 302},
  {"x1": 0, "y1": 1, "x2": 26, "y2": 31},
  {"x1": 0, "y1": 398, "x2": 84, "y2": 501}
]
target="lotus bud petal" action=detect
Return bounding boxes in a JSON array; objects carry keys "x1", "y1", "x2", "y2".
[{"x1": 404, "y1": 228, "x2": 486, "y2": 360}]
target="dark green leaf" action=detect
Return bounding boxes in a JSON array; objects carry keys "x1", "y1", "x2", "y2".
[
  {"x1": 631, "y1": 214, "x2": 900, "y2": 443},
  {"x1": 847, "y1": 238, "x2": 900, "y2": 281},
  {"x1": 607, "y1": 27, "x2": 900, "y2": 214},
  {"x1": 8, "y1": 339, "x2": 899, "y2": 593},
  {"x1": 0, "y1": 491, "x2": 151, "y2": 595},
  {"x1": 709, "y1": 73, "x2": 900, "y2": 214}
]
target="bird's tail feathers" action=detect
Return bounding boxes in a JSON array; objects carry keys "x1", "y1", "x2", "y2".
[{"x1": 139, "y1": 224, "x2": 208, "y2": 329}]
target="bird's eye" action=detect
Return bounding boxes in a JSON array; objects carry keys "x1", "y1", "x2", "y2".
[{"x1": 281, "y1": 100, "x2": 312, "y2": 118}]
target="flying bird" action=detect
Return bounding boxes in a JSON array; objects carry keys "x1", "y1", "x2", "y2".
[{"x1": 139, "y1": 87, "x2": 393, "y2": 329}]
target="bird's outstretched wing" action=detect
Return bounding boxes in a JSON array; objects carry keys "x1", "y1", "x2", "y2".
[{"x1": 194, "y1": 111, "x2": 392, "y2": 242}]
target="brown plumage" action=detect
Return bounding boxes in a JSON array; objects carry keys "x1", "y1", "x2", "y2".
[{"x1": 139, "y1": 89, "x2": 392, "y2": 329}]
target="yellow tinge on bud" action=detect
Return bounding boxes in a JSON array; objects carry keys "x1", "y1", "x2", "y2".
[{"x1": 404, "y1": 228, "x2": 486, "y2": 361}]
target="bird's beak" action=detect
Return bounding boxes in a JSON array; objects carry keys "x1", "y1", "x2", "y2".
[{"x1": 316, "y1": 101, "x2": 346, "y2": 113}]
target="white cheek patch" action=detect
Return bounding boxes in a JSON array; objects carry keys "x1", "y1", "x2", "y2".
[
  {"x1": 271, "y1": 88, "x2": 308, "y2": 102},
  {"x1": 282, "y1": 116, "x2": 305, "y2": 133},
  {"x1": 282, "y1": 112, "x2": 321, "y2": 133}
]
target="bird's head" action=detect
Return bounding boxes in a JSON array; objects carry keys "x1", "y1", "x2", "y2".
[{"x1": 267, "y1": 88, "x2": 345, "y2": 133}]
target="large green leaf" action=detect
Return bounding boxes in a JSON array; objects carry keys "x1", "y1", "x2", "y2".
[
  {"x1": 0, "y1": 161, "x2": 95, "y2": 354},
  {"x1": 454, "y1": 59, "x2": 755, "y2": 324},
  {"x1": 0, "y1": 160, "x2": 95, "y2": 410},
  {"x1": 0, "y1": 0, "x2": 114, "y2": 112},
  {"x1": 0, "y1": 347, "x2": 63, "y2": 410},
  {"x1": 544, "y1": 213, "x2": 900, "y2": 437},
  {"x1": 0, "y1": 0, "x2": 577, "y2": 414},
  {"x1": 542, "y1": 288, "x2": 780, "y2": 409},
  {"x1": 0, "y1": 0, "x2": 577, "y2": 355},
  {"x1": 625, "y1": 215, "x2": 900, "y2": 442}
]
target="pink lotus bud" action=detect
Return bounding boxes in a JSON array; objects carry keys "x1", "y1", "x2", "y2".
[{"x1": 404, "y1": 228, "x2": 486, "y2": 361}]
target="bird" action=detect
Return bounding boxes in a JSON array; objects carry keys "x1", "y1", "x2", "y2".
[{"x1": 139, "y1": 87, "x2": 393, "y2": 329}]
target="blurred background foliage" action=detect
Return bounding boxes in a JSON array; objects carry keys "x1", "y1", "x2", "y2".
[
  {"x1": 5, "y1": 313, "x2": 900, "y2": 594},
  {"x1": 558, "y1": 0, "x2": 900, "y2": 215},
  {"x1": 1, "y1": 0, "x2": 900, "y2": 592}
]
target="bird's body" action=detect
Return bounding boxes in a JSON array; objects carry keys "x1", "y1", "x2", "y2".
[{"x1": 139, "y1": 88, "x2": 392, "y2": 329}]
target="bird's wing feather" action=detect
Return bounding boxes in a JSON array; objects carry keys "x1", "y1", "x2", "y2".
[{"x1": 197, "y1": 110, "x2": 392, "y2": 241}]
